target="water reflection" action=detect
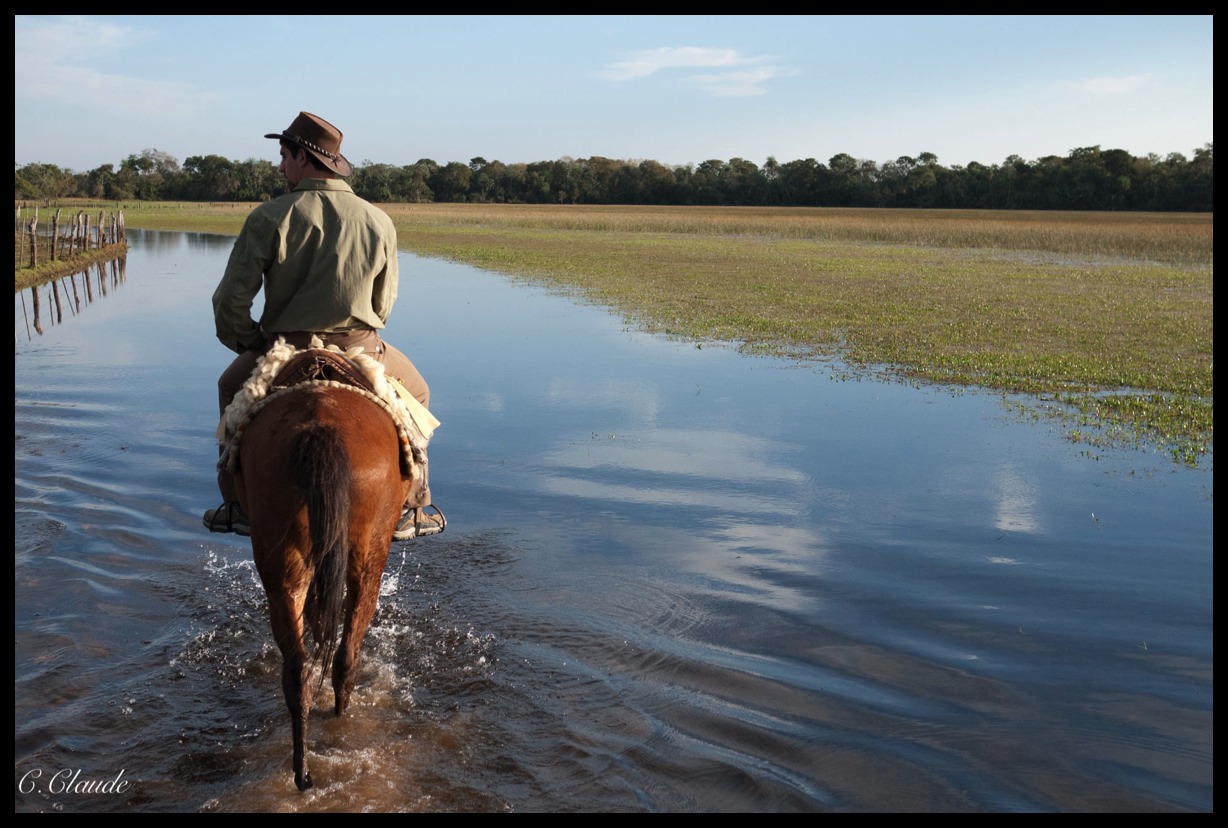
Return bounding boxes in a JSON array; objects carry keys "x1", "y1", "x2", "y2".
[
  {"x1": 17, "y1": 256, "x2": 127, "y2": 338},
  {"x1": 133, "y1": 228, "x2": 239, "y2": 254},
  {"x1": 992, "y1": 467, "x2": 1041, "y2": 535},
  {"x1": 541, "y1": 427, "x2": 809, "y2": 514}
]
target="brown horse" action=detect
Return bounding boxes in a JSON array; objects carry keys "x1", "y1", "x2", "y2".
[{"x1": 233, "y1": 383, "x2": 411, "y2": 791}]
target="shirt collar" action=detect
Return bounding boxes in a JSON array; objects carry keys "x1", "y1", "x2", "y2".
[{"x1": 293, "y1": 177, "x2": 354, "y2": 194}]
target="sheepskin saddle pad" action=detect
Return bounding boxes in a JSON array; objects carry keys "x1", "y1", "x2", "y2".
[{"x1": 216, "y1": 336, "x2": 438, "y2": 478}]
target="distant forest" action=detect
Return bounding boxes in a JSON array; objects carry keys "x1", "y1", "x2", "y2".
[{"x1": 14, "y1": 143, "x2": 1213, "y2": 212}]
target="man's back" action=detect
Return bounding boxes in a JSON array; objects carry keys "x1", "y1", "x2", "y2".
[{"x1": 213, "y1": 178, "x2": 399, "y2": 350}]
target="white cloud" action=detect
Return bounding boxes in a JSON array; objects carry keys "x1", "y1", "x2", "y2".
[
  {"x1": 1067, "y1": 73, "x2": 1154, "y2": 94},
  {"x1": 14, "y1": 14, "x2": 134, "y2": 63},
  {"x1": 599, "y1": 46, "x2": 788, "y2": 97},
  {"x1": 14, "y1": 15, "x2": 221, "y2": 115},
  {"x1": 599, "y1": 46, "x2": 762, "y2": 81}
]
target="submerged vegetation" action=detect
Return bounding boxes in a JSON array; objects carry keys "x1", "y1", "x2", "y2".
[{"x1": 105, "y1": 201, "x2": 1214, "y2": 467}]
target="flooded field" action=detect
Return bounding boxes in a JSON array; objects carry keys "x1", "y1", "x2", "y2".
[{"x1": 14, "y1": 230, "x2": 1213, "y2": 812}]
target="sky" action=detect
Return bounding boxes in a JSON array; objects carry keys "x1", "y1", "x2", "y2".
[{"x1": 14, "y1": 15, "x2": 1213, "y2": 174}]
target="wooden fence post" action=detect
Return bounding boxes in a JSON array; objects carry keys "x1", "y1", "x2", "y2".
[{"x1": 27, "y1": 212, "x2": 38, "y2": 268}]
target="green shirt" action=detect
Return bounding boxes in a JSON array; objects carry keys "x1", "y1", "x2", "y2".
[{"x1": 212, "y1": 178, "x2": 399, "y2": 354}]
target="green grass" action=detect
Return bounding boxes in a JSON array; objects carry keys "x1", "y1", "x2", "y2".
[{"x1": 83, "y1": 200, "x2": 1214, "y2": 466}]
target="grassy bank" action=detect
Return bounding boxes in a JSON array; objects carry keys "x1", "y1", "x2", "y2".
[
  {"x1": 14, "y1": 234, "x2": 128, "y2": 291},
  {"x1": 104, "y1": 200, "x2": 1213, "y2": 465}
]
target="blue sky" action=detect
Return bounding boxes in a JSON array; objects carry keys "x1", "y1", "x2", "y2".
[{"x1": 15, "y1": 15, "x2": 1213, "y2": 173}]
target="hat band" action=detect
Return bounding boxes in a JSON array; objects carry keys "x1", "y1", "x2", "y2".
[{"x1": 291, "y1": 135, "x2": 339, "y2": 160}]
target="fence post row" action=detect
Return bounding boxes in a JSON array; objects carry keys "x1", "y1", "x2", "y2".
[{"x1": 16, "y1": 203, "x2": 128, "y2": 269}]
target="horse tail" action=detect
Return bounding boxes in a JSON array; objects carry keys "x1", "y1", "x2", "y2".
[{"x1": 293, "y1": 425, "x2": 352, "y2": 671}]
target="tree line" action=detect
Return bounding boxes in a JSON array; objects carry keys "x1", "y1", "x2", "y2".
[{"x1": 15, "y1": 143, "x2": 1213, "y2": 212}]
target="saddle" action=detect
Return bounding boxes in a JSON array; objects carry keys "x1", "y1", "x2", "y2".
[
  {"x1": 218, "y1": 337, "x2": 434, "y2": 478},
  {"x1": 270, "y1": 349, "x2": 379, "y2": 396}
]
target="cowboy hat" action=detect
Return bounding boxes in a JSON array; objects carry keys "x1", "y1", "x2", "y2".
[{"x1": 265, "y1": 111, "x2": 354, "y2": 177}]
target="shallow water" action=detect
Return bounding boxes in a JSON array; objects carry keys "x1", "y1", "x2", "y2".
[{"x1": 14, "y1": 229, "x2": 1213, "y2": 812}]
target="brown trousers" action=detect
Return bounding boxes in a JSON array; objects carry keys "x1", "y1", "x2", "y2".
[{"x1": 216, "y1": 329, "x2": 432, "y2": 508}]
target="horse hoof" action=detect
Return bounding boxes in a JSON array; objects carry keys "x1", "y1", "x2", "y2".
[{"x1": 296, "y1": 771, "x2": 313, "y2": 791}]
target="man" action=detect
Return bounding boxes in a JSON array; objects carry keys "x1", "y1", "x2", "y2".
[{"x1": 203, "y1": 111, "x2": 444, "y2": 541}]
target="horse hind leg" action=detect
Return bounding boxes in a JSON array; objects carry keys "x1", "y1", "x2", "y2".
[
  {"x1": 263, "y1": 581, "x2": 316, "y2": 791},
  {"x1": 333, "y1": 521, "x2": 398, "y2": 716},
  {"x1": 333, "y1": 567, "x2": 381, "y2": 717},
  {"x1": 282, "y1": 650, "x2": 314, "y2": 791}
]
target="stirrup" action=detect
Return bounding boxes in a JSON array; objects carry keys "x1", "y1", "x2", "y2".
[
  {"x1": 203, "y1": 502, "x2": 251, "y2": 536},
  {"x1": 393, "y1": 504, "x2": 446, "y2": 541}
]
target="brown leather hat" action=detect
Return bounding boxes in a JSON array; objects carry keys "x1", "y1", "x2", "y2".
[{"x1": 265, "y1": 111, "x2": 353, "y2": 177}]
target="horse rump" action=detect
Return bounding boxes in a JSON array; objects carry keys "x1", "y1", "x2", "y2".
[{"x1": 237, "y1": 386, "x2": 408, "y2": 790}]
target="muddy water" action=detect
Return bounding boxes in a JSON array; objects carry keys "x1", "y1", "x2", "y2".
[{"x1": 14, "y1": 229, "x2": 1212, "y2": 812}]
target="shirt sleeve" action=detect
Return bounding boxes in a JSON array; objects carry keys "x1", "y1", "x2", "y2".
[
  {"x1": 212, "y1": 215, "x2": 273, "y2": 354},
  {"x1": 372, "y1": 220, "x2": 399, "y2": 324}
]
